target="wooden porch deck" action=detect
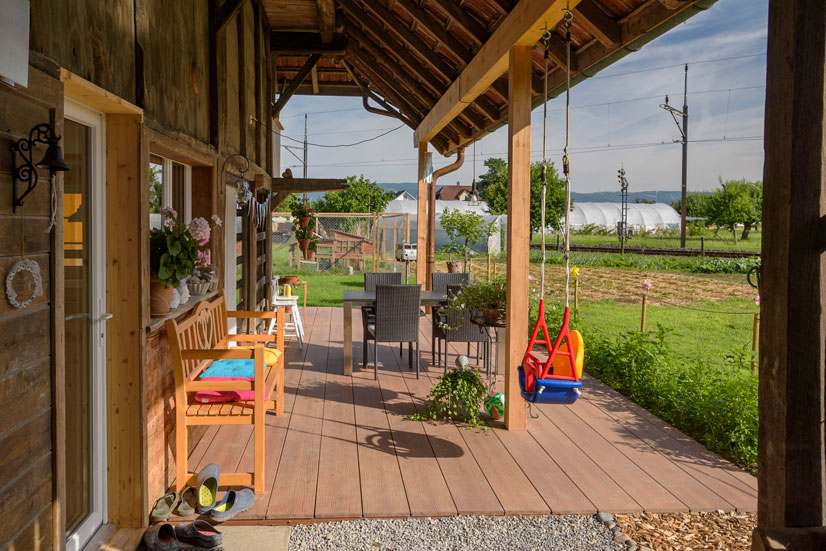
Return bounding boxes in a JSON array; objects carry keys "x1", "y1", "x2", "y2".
[{"x1": 184, "y1": 307, "x2": 756, "y2": 522}]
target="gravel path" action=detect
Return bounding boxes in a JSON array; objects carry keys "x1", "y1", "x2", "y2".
[{"x1": 288, "y1": 515, "x2": 624, "y2": 551}]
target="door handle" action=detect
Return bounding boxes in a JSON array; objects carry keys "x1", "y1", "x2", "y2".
[
  {"x1": 100, "y1": 313, "x2": 114, "y2": 321},
  {"x1": 66, "y1": 313, "x2": 92, "y2": 321}
]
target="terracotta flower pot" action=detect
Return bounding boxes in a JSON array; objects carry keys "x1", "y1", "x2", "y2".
[
  {"x1": 298, "y1": 216, "x2": 311, "y2": 228},
  {"x1": 298, "y1": 239, "x2": 314, "y2": 260},
  {"x1": 150, "y1": 278, "x2": 174, "y2": 317},
  {"x1": 470, "y1": 307, "x2": 506, "y2": 328}
]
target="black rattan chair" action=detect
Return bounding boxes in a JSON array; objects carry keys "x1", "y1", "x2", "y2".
[
  {"x1": 364, "y1": 284, "x2": 421, "y2": 380},
  {"x1": 361, "y1": 272, "x2": 404, "y2": 367},
  {"x1": 434, "y1": 284, "x2": 491, "y2": 375},
  {"x1": 430, "y1": 273, "x2": 469, "y2": 366}
]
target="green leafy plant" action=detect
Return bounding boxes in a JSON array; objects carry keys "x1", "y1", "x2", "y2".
[
  {"x1": 439, "y1": 208, "x2": 495, "y2": 271},
  {"x1": 697, "y1": 256, "x2": 761, "y2": 274},
  {"x1": 149, "y1": 207, "x2": 199, "y2": 288},
  {"x1": 439, "y1": 276, "x2": 506, "y2": 330},
  {"x1": 411, "y1": 367, "x2": 489, "y2": 427}
]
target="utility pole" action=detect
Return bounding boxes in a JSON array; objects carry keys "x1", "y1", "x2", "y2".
[
  {"x1": 618, "y1": 164, "x2": 629, "y2": 255},
  {"x1": 303, "y1": 113, "x2": 308, "y2": 202},
  {"x1": 659, "y1": 64, "x2": 689, "y2": 248}
]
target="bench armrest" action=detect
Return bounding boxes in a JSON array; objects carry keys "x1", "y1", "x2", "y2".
[
  {"x1": 226, "y1": 310, "x2": 276, "y2": 319},
  {"x1": 228, "y1": 334, "x2": 276, "y2": 343}
]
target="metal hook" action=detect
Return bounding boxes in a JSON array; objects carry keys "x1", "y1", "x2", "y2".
[{"x1": 562, "y1": 8, "x2": 574, "y2": 22}]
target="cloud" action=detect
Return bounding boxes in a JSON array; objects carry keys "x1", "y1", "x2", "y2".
[{"x1": 277, "y1": 0, "x2": 768, "y2": 194}]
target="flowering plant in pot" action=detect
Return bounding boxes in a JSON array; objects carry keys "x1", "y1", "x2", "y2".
[
  {"x1": 289, "y1": 198, "x2": 318, "y2": 259},
  {"x1": 188, "y1": 214, "x2": 222, "y2": 295},
  {"x1": 439, "y1": 276, "x2": 507, "y2": 329},
  {"x1": 149, "y1": 208, "x2": 198, "y2": 315}
]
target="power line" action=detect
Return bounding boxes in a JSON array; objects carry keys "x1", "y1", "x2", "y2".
[
  {"x1": 588, "y1": 53, "x2": 767, "y2": 80},
  {"x1": 251, "y1": 115, "x2": 405, "y2": 148}
]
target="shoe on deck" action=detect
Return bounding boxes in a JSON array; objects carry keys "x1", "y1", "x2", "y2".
[
  {"x1": 209, "y1": 489, "x2": 254, "y2": 522},
  {"x1": 174, "y1": 520, "x2": 222, "y2": 548},
  {"x1": 195, "y1": 463, "x2": 220, "y2": 514},
  {"x1": 150, "y1": 492, "x2": 179, "y2": 522},
  {"x1": 141, "y1": 524, "x2": 179, "y2": 551}
]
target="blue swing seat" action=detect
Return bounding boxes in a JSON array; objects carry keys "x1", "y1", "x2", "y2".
[{"x1": 518, "y1": 366, "x2": 582, "y2": 404}]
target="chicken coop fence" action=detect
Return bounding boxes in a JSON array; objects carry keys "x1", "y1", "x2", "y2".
[{"x1": 272, "y1": 212, "x2": 412, "y2": 275}]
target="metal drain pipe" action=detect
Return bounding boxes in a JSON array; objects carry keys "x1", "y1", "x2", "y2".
[{"x1": 426, "y1": 147, "x2": 465, "y2": 288}]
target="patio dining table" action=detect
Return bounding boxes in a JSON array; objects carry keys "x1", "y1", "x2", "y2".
[{"x1": 342, "y1": 289, "x2": 447, "y2": 375}]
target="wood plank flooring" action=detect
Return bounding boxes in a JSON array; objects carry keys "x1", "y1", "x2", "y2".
[{"x1": 178, "y1": 307, "x2": 757, "y2": 522}]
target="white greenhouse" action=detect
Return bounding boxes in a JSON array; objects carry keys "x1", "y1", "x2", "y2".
[{"x1": 567, "y1": 202, "x2": 681, "y2": 232}]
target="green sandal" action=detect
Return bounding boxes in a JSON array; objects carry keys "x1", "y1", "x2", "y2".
[
  {"x1": 150, "y1": 492, "x2": 179, "y2": 522},
  {"x1": 176, "y1": 487, "x2": 198, "y2": 517}
]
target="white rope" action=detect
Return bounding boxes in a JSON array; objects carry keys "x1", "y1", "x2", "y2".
[
  {"x1": 563, "y1": 7, "x2": 573, "y2": 309},
  {"x1": 540, "y1": 30, "x2": 550, "y2": 298}
]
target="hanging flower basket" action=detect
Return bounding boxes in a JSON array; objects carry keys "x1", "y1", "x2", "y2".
[
  {"x1": 298, "y1": 239, "x2": 314, "y2": 260},
  {"x1": 298, "y1": 216, "x2": 311, "y2": 228}
]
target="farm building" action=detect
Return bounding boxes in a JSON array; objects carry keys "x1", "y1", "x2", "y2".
[
  {"x1": 568, "y1": 202, "x2": 681, "y2": 232},
  {"x1": 0, "y1": 1, "x2": 822, "y2": 551}
]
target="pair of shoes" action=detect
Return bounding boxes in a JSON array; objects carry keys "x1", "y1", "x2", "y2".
[
  {"x1": 195, "y1": 463, "x2": 256, "y2": 522},
  {"x1": 141, "y1": 521, "x2": 223, "y2": 551},
  {"x1": 151, "y1": 487, "x2": 199, "y2": 520}
]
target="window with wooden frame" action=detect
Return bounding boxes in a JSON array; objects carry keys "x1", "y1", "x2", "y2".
[{"x1": 149, "y1": 154, "x2": 192, "y2": 229}]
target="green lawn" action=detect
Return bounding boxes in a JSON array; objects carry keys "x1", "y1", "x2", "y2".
[{"x1": 574, "y1": 297, "x2": 759, "y2": 368}]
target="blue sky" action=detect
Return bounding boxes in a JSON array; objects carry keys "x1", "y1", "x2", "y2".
[{"x1": 277, "y1": 0, "x2": 768, "y2": 193}]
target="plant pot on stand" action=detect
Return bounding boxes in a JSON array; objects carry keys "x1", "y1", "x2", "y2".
[
  {"x1": 298, "y1": 239, "x2": 315, "y2": 260},
  {"x1": 150, "y1": 278, "x2": 174, "y2": 317}
]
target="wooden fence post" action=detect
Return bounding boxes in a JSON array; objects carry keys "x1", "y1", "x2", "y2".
[
  {"x1": 574, "y1": 278, "x2": 579, "y2": 310},
  {"x1": 640, "y1": 294, "x2": 648, "y2": 332},
  {"x1": 487, "y1": 253, "x2": 492, "y2": 281},
  {"x1": 752, "y1": 313, "x2": 760, "y2": 374}
]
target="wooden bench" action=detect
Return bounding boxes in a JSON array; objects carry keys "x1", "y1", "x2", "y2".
[{"x1": 166, "y1": 290, "x2": 285, "y2": 494}]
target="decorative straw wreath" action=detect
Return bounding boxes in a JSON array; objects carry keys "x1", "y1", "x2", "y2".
[{"x1": 5, "y1": 259, "x2": 43, "y2": 309}]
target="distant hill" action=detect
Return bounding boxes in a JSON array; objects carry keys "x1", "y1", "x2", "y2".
[{"x1": 375, "y1": 183, "x2": 684, "y2": 205}]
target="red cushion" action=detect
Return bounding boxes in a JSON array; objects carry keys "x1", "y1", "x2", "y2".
[{"x1": 194, "y1": 377, "x2": 269, "y2": 403}]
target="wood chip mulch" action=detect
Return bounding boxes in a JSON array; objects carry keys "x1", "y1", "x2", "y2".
[{"x1": 614, "y1": 511, "x2": 756, "y2": 551}]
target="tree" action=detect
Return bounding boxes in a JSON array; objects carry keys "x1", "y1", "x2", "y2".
[
  {"x1": 671, "y1": 192, "x2": 713, "y2": 225},
  {"x1": 481, "y1": 158, "x2": 567, "y2": 236},
  {"x1": 706, "y1": 178, "x2": 762, "y2": 241},
  {"x1": 149, "y1": 163, "x2": 163, "y2": 214},
  {"x1": 439, "y1": 208, "x2": 495, "y2": 271},
  {"x1": 313, "y1": 175, "x2": 394, "y2": 213}
]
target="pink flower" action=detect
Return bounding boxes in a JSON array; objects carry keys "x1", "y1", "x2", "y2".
[
  {"x1": 528, "y1": 275, "x2": 534, "y2": 281},
  {"x1": 642, "y1": 278, "x2": 653, "y2": 292},
  {"x1": 188, "y1": 217, "x2": 211, "y2": 246},
  {"x1": 161, "y1": 206, "x2": 178, "y2": 220},
  {"x1": 754, "y1": 294, "x2": 760, "y2": 306},
  {"x1": 163, "y1": 217, "x2": 175, "y2": 230},
  {"x1": 211, "y1": 214, "x2": 223, "y2": 227}
]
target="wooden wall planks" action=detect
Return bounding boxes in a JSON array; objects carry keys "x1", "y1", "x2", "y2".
[{"x1": 0, "y1": 68, "x2": 61, "y2": 551}]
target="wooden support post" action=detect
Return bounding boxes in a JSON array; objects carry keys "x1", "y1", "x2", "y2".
[
  {"x1": 574, "y1": 278, "x2": 579, "y2": 310},
  {"x1": 504, "y1": 45, "x2": 531, "y2": 431},
  {"x1": 755, "y1": 1, "x2": 826, "y2": 542},
  {"x1": 752, "y1": 313, "x2": 760, "y2": 375},
  {"x1": 487, "y1": 254, "x2": 492, "y2": 281},
  {"x1": 700, "y1": 236, "x2": 705, "y2": 258},
  {"x1": 640, "y1": 294, "x2": 648, "y2": 332},
  {"x1": 372, "y1": 213, "x2": 379, "y2": 272},
  {"x1": 416, "y1": 144, "x2": 428, "y2": 286}
]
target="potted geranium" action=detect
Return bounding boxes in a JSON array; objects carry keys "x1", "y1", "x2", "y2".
[
  {"x1": 289, "y1": 198, "x2": 318, "y2": 260},
  {"x1": 441, "y1": 276, "x2": 507, "y2": 329},
  {"x1": 149, "y1": 207, "x2": 199, "y2": 315}
]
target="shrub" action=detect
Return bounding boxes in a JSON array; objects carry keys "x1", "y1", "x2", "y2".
[
  {"x1": 583, "y1": 324, "x2": 758, "y2": 470},
  {"x1": 411, "y1": 367, "x2": 490, "y2": 428},
  {"x1": 697, "y1": 256, "x2": 760, "y2": 274}
]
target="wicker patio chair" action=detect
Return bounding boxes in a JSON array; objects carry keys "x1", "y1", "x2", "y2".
[
  {"x1": 434, "y1": 284, "x2": 491, "y2": 375},
  {"x1": 430, "y1": 273, "x2": 469, "y2": 367},
  {"x1": 364, "y1": 284, "x2": 422, "y2": 380},
  {"x1": 362, "y1": 272, "x2": 403, "y2": 366}
]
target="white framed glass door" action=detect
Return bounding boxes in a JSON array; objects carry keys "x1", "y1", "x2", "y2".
[{"x1": 63, "y1": 100, "x2": 108, "y2": 551}]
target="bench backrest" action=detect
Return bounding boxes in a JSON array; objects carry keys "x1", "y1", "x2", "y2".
[{"x1": 166, "y1": 291, "x2": 231, "y2": 384}]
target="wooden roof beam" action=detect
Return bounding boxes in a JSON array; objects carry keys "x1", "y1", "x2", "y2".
[
  {"x1": 316, "y1": 0, "x2": 336, "y2": 43},
  {"x1": 393, "y1": 0, "x2": 474, "y2": 63},
  {"x1": 341, "y1": 0, "x2": 458, "y2": 82},
  {"x1": 271, "y1": 53, "x2": 321, "y2": 115},
  {"x1": 573, "y1": 0, "x2": 621, "y2": 47},
  {"x1": 270, "y1": 32, "x2": 347, "y2": 55},
  {"x1": 428, "y1": 0, "x2": 488, "y2": 42},
  {"x1": 212, "y1": 0, "x2": 248, "y2": 35},
  {"x1": 413, "y1": 0, "x2": 577, "y2": 145}
]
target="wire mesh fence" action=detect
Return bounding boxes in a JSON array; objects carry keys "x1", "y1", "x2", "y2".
[{"x1": 272, "y1": 212, "x2": 412, "y2": 276}]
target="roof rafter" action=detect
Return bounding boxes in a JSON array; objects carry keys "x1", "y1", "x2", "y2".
[
  {"x1": 413, "y1": 0, "x2": 576, "y2": 145},
  {"x1": 271, "y1": 53, "x2": 321, "y2": 115},
  {"x1": 393, "y1": 0, "x2": 475, "y2": 63},
  {"x1": 573, "y1": 0, "x2": 621, "y2": 47},
  {"x1": 427, "y1": 0, "x2": 488, "y2": 42},
  {"x1": 316, "y1": 0, "x2": 336, "y2": 43}
]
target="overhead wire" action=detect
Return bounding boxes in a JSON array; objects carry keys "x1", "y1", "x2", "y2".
[{"x1": 250, "y1": 115, "x2": 404, "y2": 148}]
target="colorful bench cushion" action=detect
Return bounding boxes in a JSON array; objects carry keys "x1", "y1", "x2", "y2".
[{"x1": 194, "y1": 347, "x2": 282, "y2": 403}]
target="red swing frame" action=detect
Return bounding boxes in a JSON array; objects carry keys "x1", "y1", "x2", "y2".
[{"x1": 521, "y1": 300, "x2": 579, "y2": 393}]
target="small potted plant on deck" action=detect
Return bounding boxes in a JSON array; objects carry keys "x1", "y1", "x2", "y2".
[
  {"x1": 440, "y1": 276, "x2": 507, "y2": 329},
  {"x1": 149, "y1": 207, "x2": 199, "y2": 316}
]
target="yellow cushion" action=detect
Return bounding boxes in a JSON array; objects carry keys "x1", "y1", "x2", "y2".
[{"x1": 232, "y1": 346, "x2": 282, "y2": 367}]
